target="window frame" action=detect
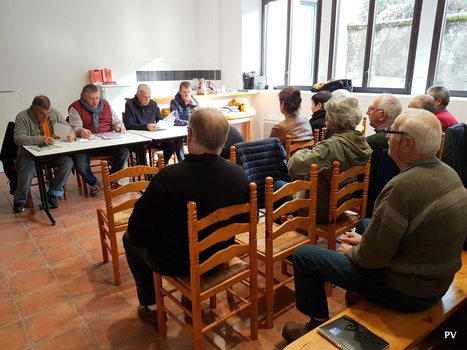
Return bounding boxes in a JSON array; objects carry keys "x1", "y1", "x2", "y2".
[
  {"x1": 329, "y1": 0, "x2": 422, "y2": 94},
  {"x1": 426, "y1": 0, "x2": 467, "y2": 97},
  {"x1": 261, "y1": 0, "x2": 322, "y2": 89}
]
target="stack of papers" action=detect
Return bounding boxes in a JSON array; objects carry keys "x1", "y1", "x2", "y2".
[
  {"x1": 99, "y1": 131, "x2": 127, "y2": 140},
  {"x1": 156, "y1": 111, "x2": 176, "y2": 129}
]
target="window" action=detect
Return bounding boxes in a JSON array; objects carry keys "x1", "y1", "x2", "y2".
[
  {"x1": 332, "y1": 0, "x2": 421, "y2": 93},
  {"x1": 427, "y1": 0, "x2": 467, "y2": 96},
  {"x1": 262, "y1": 0, "x2": 320, "y2": 87}
]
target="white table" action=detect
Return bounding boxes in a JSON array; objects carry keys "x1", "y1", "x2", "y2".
[
  {"x1": 127, "y1": 126, "x2": 188, "y2": 162},
  {"x1": 23, "y1": 132, "x2": 151, "y2": 225}
]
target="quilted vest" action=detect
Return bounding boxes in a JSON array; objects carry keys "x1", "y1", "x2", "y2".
[{"x1": 70, "y1": 99, "x2": 113, "y2": 133}]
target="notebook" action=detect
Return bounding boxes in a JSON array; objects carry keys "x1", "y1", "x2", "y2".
[{"x1": 318, "y1": 315, "x2": 389, "y2": 350}]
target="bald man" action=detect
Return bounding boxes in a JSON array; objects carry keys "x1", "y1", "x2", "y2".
[{"x1": 408, "y1": 94, "x2": 435, "y2": 113}]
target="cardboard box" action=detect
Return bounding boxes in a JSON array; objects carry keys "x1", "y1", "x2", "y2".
[
  {"x1": 101, "y1": 68, "x2": 113, "y2": 83},
  {"x1": 89, "y1": 69, "x2": 103, "y2": 83}
]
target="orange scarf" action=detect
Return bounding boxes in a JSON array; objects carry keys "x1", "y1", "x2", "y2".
[{"x1": 42, "y1": 120, "x2": 52, "y2": 137}]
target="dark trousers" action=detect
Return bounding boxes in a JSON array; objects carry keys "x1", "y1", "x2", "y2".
[
  {"x1": 122, "y1": 231, "x2": 158, "y2": 306},
  {"x1": 292, "y1": 245, "x2": 442, "y2": 319}
]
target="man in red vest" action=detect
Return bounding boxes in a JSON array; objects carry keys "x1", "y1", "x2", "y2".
[{"x1": 69, "y1": 84, "x2": 129, "y2": 196}]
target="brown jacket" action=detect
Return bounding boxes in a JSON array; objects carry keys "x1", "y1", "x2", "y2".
[{"x1": 270, "y1": 115, "x2": 313, "y2": 144}]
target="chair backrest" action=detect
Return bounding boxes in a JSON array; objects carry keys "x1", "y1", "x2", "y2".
[
  {"x1": 436, "y1": 132, "x2": 446, "y2": 160},
  {"x1": 361, "y1": 116, "x2": 367, "y2": 136},
  {"x1": 285, "y1": 135, "x2": 314, "y2": 161},
  {"x1": 320, "y1": 127, "x2": 327, "y2": 141},
  {"x1": 101, "y1": 160, "x2": 160, "y2": 231},
  {"x1": 187, "y1": 182, "x2": 257, "y2": 286},
  {"x1": 329, "y1": 159, "x2": 371, "y2": 223},
  {"x1": 441, "y1": 123, "x2": 467, "y2": 187},
  {"x1": 265, "y1": 164, "x2": 318, "y2": 248},
  {"x1": 229, "y1": 138, "x2": 289, "y2": 208}
]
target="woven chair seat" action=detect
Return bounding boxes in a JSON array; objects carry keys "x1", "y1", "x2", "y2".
[{"x1": 178, "y1": 257, "x2": 248, "y2": 292}]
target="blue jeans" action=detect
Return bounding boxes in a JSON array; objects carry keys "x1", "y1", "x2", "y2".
[
  {"x1": 14, "y1": 156, "x2": 74, "y2": 205},
  {"x1": 292, "y1": 245, "x2": 443, "y2": 319},
  {"x1": 73, "y1": 147, "x2": 130, "y2": 186}
]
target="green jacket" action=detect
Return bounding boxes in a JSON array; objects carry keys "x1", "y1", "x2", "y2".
[{"x1": 288, "y1": 129, "x2": 372, "y2": 223}]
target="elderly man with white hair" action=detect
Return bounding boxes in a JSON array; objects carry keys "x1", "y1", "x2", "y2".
[
  {"x1": 282, "y1": 108, "x2": 467, "y2": 343},
  {"x1": 366, "y1": 94, "x2": 402, "y2": 164},
  {"x1": 288, "y1": 96, "x2": 372, "y2": 224}
]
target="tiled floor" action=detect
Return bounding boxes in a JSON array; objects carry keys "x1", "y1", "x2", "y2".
[
  {"x1": 0, "y1": 172, "x2": 347, "y2": 350},
  {"x1": 0, "y1": 172, "x2": 465, "y2": 350}
]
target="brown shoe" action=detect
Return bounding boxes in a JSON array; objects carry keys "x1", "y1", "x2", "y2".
[
  {"x1": 138, "y1": 305, "x2": 158, "y2": 328},
  {"x1": 282, "y1": 318, "x2": 328, "y2": 343},
  {"x1": 345, "y1": 291, "x2": 365, "y2": 306}
]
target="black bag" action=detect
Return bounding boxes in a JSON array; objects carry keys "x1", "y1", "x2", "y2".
[{"x1": 311, "y1": 79, "x2": 353, "y2": 93}]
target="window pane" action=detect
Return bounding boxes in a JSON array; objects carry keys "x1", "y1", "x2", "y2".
[
  {"x1": 334, "y1": 0, "x2": 369, "y2": 87},
  {"x1": 289, "y1": 0, "x2": 318, "y2": 85},
  {"x1": 435, "y1": 0, "x2": 467, "y2": 90},
  {"x1": 264, "y1": 0, "x2": 288, "y2": 87},
  {"x1": 368, "y1": 0, "x2": 415, "y2": 88}
]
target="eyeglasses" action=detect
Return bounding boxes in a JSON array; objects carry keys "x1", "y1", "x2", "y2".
[
  {"x1": 384, "y1": 126, "x2": 408, "y2": 136},
  {"x1": 367, "y1": 106, "x2": 385, "y2": 114}
]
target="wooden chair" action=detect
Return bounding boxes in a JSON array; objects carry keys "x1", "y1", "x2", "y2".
[
  {"x1": 361, "y1": 115, "x2": 367, "y2": 136},
  {"x1": 77, "y1": 155, "x2": 114, "y2": 196},
  {"x1": 320, "y1": 127, "x2": 327, "y2": 142},
  {"x1": 154, "y1": 183, "x2": 258, "y2": 350},
  {"x1": 96, "y1": 160, "x2": 160, "y2": 285},
  {"x1": 237, "y1": 164, "x2": 318, "y2": 328},
  {"x1": 436, "y1": 132, "x2": 446, "y2": 160},
  {"x1": 285, "y1": 135, "x2": 314, "y2": 161},
  {"x1": 315, "y1": 160, "x2": 371, "y2": 252}
]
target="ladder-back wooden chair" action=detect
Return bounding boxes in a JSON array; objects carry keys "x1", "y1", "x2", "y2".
[
  {"x1": 236, "y1": 164, "x2": 318, "y2": 328},
  {"x1": 285, "y1": 135, "x2": 315, "y2": 161},
  {"x1": 96, "y1": 160, "x2": 160, "y2": 285},
  {"x1": 436, "y1": 132, "x2": 446, "y2": 160},
  {"x1": 154, "y1": 183, "x2": 258, "y2": 350},
  {"x1": 315, "y1": 160, "x2": 371, "y2": 252}
]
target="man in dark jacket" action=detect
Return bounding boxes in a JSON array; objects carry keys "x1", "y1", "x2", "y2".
[
  {"x1": 170, "y1": 81, "x2": 199, "y2": 122},
  {"x1": 123, "y1": 108, "x2": 250, "y2": 326},
  {"x1": 124, "y1": 84, "x2": 178, "y2": 165}
]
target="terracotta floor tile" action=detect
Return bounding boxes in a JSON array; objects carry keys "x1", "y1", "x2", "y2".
[
  {"x1": 8, "y1": 268, "x2": 56, "y2": 295},
  {"x1": 73, "y1": 289, "x2": 129, "y2": 322},
  {"x1": 33, "y1": 327, "x2": 98, "y2": 350},
  {"x1": 1, "y1": 253, "x2": 47, "y2": 277},
  {"x1": 67, "y1": 223, "x2": 100, "y2": 241},
  {"x1": 0, "y1": 321, "x2": 30, "y2": 350},
  {"x1": 0, "y1": 298, "x2": 20, "y2": 327},
  {"x1": 41, "y1": 244, "x2": 84, "y2": 265},
  {"x1": 14, "y1": 282, "x2": 67, "y2": 318},
  {"x1": 0, "y1": 229, "x2": 30, "y2": 245},
  {"x1": 51, "y1": 254, "x2": 96, "y2": 280},
  {"x1": 0, "y1": 278, "x2": 12, "y2": 301},
  {"x1": 27, "y1": 223, "x2": 65, "y2": 238},
  {"x1": 34, "y1": 232, "x2": 74, "y2": 251},
  {"x1": 0, "y1": 240, "x2": 38, "y2": 262},
  {"x1": 62, "y1": 274, "x2": 114, "y2": 298},
  {"x1": 24, "y1": 302, "x2": 84, "y2": 342}
]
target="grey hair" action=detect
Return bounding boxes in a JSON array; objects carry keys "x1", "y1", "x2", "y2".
[
  {"x1": 189, "y1": 108, "x2": 229, "y2": 152},
  {"x1": 324, "y1": 96, "x2": 362, "y2": 129},
  {"x1": 137, "y1": 84, "x2": 151, "y2": 94},
  {"x1": 397, "y1": 108, "x2": 441, "y2": 155},
  {"x1": 427, "y1": 85, "x2": 450, "y2": 106},
  {"x1": 375, "y1": 94, "x2": 402, "y2": 123}
]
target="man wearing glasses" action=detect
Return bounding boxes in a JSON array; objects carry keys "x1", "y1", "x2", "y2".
[
  {"x1": 282, "y1": 108, "x2": 467, "y2": 343},
  {"x1": 365, "y1": 94, "x2": 402, "y2": 165}
]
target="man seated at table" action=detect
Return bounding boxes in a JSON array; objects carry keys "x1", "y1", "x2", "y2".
[
  {"x1": 13, "y1": 95, "x2": 75, "y2": 213},
  {"x1": 282, "y1": 108, "x2": 467, "y2": 343},
  {"x1": 68, "y1": 84, "x2": 129, "y2": 196},
  {"x1": 124, "y1": 84, "x2": 179, "y2": 165},
  {"x1": 122, "y1": 108, "x2": 250, "y2": 326},
  {"x1": 427, "y1": 85, "x2": 458, "y2": 131},
  {"x1": 170, "y1": 81, "x2": 199, "y2": 123}
]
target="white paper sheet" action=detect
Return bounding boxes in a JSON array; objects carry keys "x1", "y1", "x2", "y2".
[{"x1": 53, "y1": 123, "x2": 72, "y2": 141}]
